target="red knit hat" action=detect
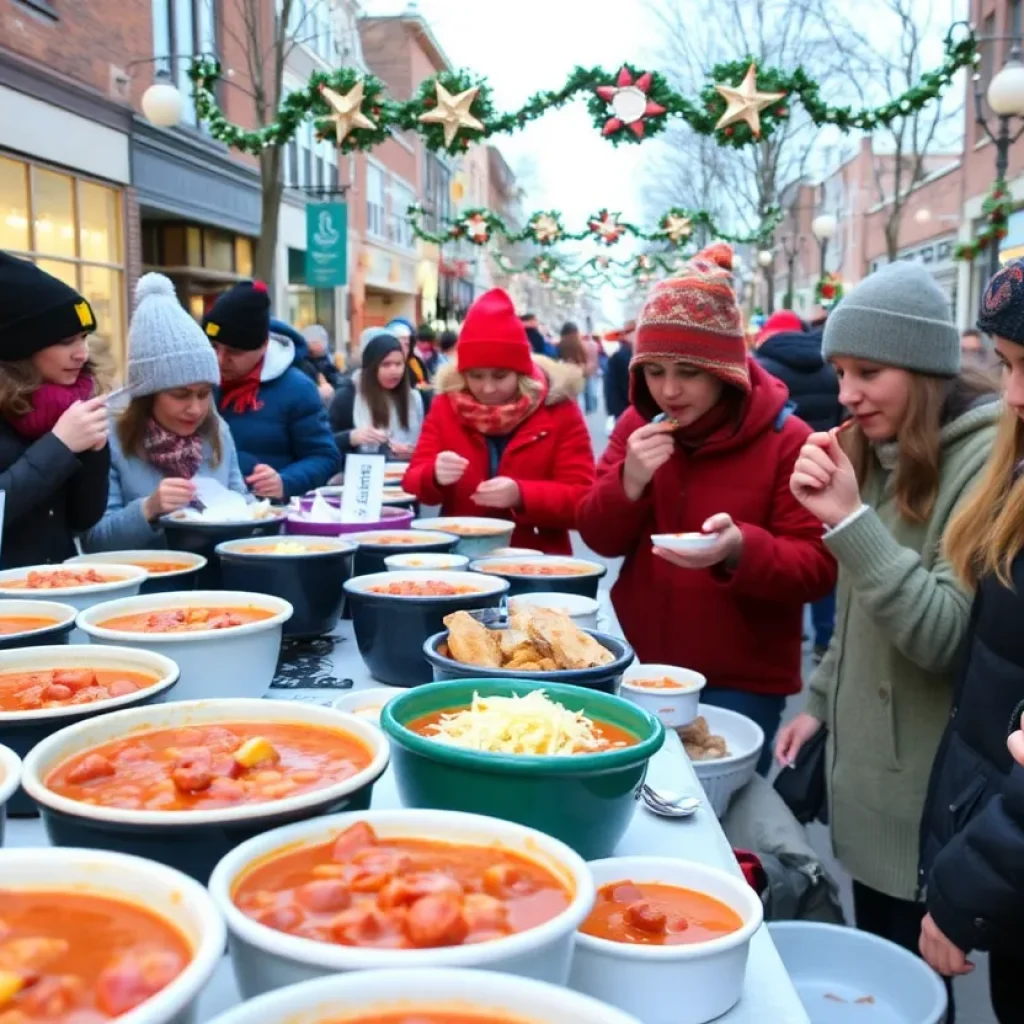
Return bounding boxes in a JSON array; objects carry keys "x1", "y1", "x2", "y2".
[
  {"x1": 631, "y1": 244, "x2": 749, "y2": 404},
  {"x1": 755, "y1": 309, "x2": 804, "y2": 346},
  {"x1": 457, "y1": 288, "x2": 533, "y2": 375}
]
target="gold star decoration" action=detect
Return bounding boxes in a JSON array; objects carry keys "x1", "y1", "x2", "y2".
[
  {"x1": 530, "y1": 213, "x2": 562, "y2": 244},
  {"x1": 662, "y1": 213, "x2": 692, "y2": 245},
  {"x1": 419, "y1": 83, "x2": 484, "y2": 148},
  {"x1": 320, "y1": 81, "x2": 377, "y2": 145},
  {"x1": 714, "y1": 64, "x2": 785, "y2": 137}
]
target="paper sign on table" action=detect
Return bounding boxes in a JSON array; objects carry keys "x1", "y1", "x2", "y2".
[{"x1": 339, "y1": 454, "x2": 385, "y2": 524}]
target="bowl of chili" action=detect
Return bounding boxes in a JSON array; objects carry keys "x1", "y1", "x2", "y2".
[
  {"x1": 342, "y1": 529, "x2": 459, "y2": 578},
  {"x1": 75, "y1": 591, "x2": 293, "y2": 702},
  {"x1": 568, "y1": 856, "x2": 764, "y2": 1024},
  {"x1": 20, "y1": 697, "x2": 390, "y2": 884},
  {"x1": 0, "y1": 599, "x2": 77, "y2": 651},
  {"x1": 0, "y1": 564, "x2": 150, "y2": 612},
  {"x1": 344, "y1": 571, "x2": 510, "y2": 688},
  {"x1": 411, "y1": 517, "x2": 516, "y2": 558},
  {"x1": 0, "y1": 643, "x2": 180, "y2": 818},
  {"x1": 216, "y1": 537, "x2": 356, "y2": 638},
  {"x1": 0, "y1": 846, "x2": 225, "y2": 1023},
  {"x1": 468, "y1": 557, "x2": 607, "y2": 598},
  {"x1": 66, "y1": 549, "x2": 208, "y2": 595},
  {"x1": 423, "y1": 627, "x2": 634, "y2": 696},
  {"x1": 204, "y1": 967, "x2": 644, "y2": 1024},
  {"x1": 0, "y1": 742, "x2": 21, "y2": 845},
  {"x1": 380, "y1": 679, "x2": 663, "y2": 860},
  {"x1": 207, "y1": 807, "x2": 596, "y2": 998}
]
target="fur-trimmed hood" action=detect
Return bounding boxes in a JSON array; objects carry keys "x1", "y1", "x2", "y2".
[{"x1": 434, "y1": 354, "x2": 583, "y2": 406}]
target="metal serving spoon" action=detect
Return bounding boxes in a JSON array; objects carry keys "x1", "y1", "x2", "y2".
[{"x1": 640, "y1": 785, "x2": 701, "y2": 818}]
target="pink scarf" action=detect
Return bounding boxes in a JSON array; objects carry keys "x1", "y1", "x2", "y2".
[
  {"x1": 7, "y1": 376, "x2": 94, "y2": 441},
  {"x1": 143, "y1": 419, "x2": 203, "y2": 479}
]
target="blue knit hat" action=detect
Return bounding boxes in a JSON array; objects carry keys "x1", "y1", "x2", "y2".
[{"x1": 979, "y1": 258, "x2": 1024, "y2": 344}]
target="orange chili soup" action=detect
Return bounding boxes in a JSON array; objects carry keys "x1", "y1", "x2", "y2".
[
  {"x1": 580, "y1": 880, "x2": 743, "y2": 946},
  {"x1": 326, "y1": 1015, "x2": 532, "y2": 1024},
  {"x1": 368, "y1": 582, "x2": 480, "y2": 597},
  {"x1": 4, "y1": 569, "x2": 121, "y2": 591},
  {"x1": 0, "y1": 890, "x2": 190, "y2": 1022},
  {"x1": 485, "y1": 563, "x2": 590, "y2": 577},
  {"x1": 125, "y1": 561, "x2": 194, "y2": 575},
  {"x1": 628, "y1": 677, "x2": 688, "y2": 691},
  {"x1": 442, "y1": 525, "x2": 505, "y2": 536},
  {"x1": 45, "y1": 722, "x2": 372, "y2": 811},
  {"x1": 98, "y1": 606, "x2": 275, "y2": 633},
  {"x1": 0, "y1": 669, "x2": 160, "y2": 712},
  {"x1": 0, "y1": 616, "x2": 59, "y2": 636},
  {"x1": 233, "y1": 821, "x2": 572, "y2": 950},
  {"x1": 363, "y1": 535, "x2": 424, "y2": 546},
  {"x1": 234, "y1": 545, "x2": 334, "y2": 554}
]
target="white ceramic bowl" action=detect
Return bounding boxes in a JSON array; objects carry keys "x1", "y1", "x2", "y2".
[
  {"x1": 75, "y1": 591, "x2": 293, "y2": 701},
  {"x1": 490, "y1": 546, "x2": 544, "y2": 558},
  {"x1": 412, "y1": 516, "x2": 516, "y2": 557},
  {"x1": 620, "y1": 664, "x2": 707, "y2": 728},
  {"x1": 651, "y1": 532, "x2": 720, "y2": 554},
  {"x1": 0, "y1": 741, "x2": 21, "y2": 843},
  {"x1": 208, "y1": 808, "x2": 597, "y2": 998},
  {"x1": 509, "y1": 591, "x2": 601, "y2": 629},
  {"x1": 384, "y1": 551, "x2": 471, "y2": 572},
  {"x1": 0, "y1": 563, "x2": 149, "y2": 611},
  {"x1": 206, "y1": 967, "x2": 643, "y2": 1024},
  {"x1": 331, "y1": 685, "x2": 403, "y2": 724},
  {"x1": 569, "y1": 856, "x2": 764, "y2": 1024},
  {"x1": 66, "y1": 549, "x2": 208, "y2": 583},
  {"x1": 686, "y1": 703, "x2": 764, "y2": 818},
  {"x1": 0, "y1": 847, "x2": 225, "y2": 1024},
  {"x1": 0, "y1": 599, "x2": 78, "y2": 648},
  {"x1": 769, "y1": 921, "x2": 948, "y2": 1024}
]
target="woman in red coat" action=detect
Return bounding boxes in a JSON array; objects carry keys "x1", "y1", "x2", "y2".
[
  {"x1": 403, "y1": 289, "x2": 594, "y2": 554},
  {"x1": 577, "y1": 246, "x2": 836, "y2": 770}
]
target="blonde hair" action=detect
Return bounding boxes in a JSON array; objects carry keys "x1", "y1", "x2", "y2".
[{"x1": 944, "y1": 403, "x2": 1024, "y2": 587}]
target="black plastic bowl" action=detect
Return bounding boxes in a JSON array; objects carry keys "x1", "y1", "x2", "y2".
[
  {"x1": 423, "y1": 626, "x2": 634, "y2": 695},
  {"x1": 20, "y1": 699, "x2": 390, "y2": 884},
  {"x1": 468, "y1": 556, "x2": 607, "y2": 598},
  {"x1": 160, "y1": 511, "x2": 287, "y2": 588},
  {"x1": 0, "y1": 600, "x2": 77, "y2": 651},
  {"x1": 346, "y1": 529, "x2": 459, "y2": 578},
  {"x1": 0, "y1": 645, "x2": 179, "y2": 817},
  {"x1": 216, "y1": 537, "x2": 355, "y2": 637},
  {"x1": 344, "y1": 571, "x2": 510, "y2": 687}
]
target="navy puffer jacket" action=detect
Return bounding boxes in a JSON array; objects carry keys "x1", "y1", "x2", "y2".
[{"x1": 756, "y1": 330, "x2": 843, "y2": 432}]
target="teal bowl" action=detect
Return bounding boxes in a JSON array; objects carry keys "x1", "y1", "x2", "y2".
[{"x1": 380, "y1": 678, "x2": 665, "y2": 860}]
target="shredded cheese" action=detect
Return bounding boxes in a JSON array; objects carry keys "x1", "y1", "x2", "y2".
[{"x1": 424, "y1": 689, "x2": 604, "y2": 755}]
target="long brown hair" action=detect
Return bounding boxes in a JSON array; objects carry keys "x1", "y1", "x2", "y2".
[
  {"x1": 558, "y1": 327, "x2": 587, "y2": 368},
  {"x1": 840, "y1": 368, "x2": 996, "y2": 525},
  {"x1": 116, "y1": 393, "x2": 223, "y2": 468},
  {"x1": 944, "y1": 403, "x2": 1024, "y2": 587},
  {"x1": 360, "y1": 337, "x2": 411, "y2": 431},
  {"x1": 0, "y1": 357, "x2": 104, "y2": 419}
]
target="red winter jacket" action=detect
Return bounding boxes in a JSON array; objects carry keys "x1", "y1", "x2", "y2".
[
  {"x1": 577, "y1": 360, "x2": 836, "y2": 697},
  {"x1": 403, "y1": 357, "x2": 595, "y2": 554}
]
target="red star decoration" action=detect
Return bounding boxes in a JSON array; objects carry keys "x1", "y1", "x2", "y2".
[
  {"x1": 596, "y1": 66, "x2": 667, "y2": 138},
  {"x1": 588, "y1": 210, "x2": 626, "y2": 245}
]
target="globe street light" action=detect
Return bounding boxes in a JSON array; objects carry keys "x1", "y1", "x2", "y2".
[
  {"x1": 757, "y1": 249, "x2": 774, "y2": 267},
  {"x1": 812, "y1": 213, "x2": 838, "y2": 275},
  {"x1": 140, "y1": 68, "x2": 186, "y2": 127}
]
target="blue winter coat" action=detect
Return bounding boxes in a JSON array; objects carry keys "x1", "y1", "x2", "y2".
[
  {"x1": 216, "y1": 322, "x2": 341, "y2": 499},
  {"x1": 755, "y1": 330, "x2": 844, "y2": 433}
]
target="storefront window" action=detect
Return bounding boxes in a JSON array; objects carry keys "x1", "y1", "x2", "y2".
[
  {"x1": 235, "y1": 236, "x2": 254, "y2": 278},
  {"x1": 203, "y1": 228, "x2": 234, "y2": 272},
  {"x1": 33, "y1": 169, "x2": 76, "y2": 260},
  {"x1": 78, "y1": 181, "x2": 122, "y2": 265},
  {"x1": 0, "y1": 157, "x2": 29, "y2": 251}
]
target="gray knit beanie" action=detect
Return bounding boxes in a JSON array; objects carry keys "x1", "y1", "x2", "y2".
[
  {"x1": 822, "y1": 262, "x2": 960, "y2": 376},
  {"x1": 127, "y1": 273, "x2": 220, "y2": 397}
]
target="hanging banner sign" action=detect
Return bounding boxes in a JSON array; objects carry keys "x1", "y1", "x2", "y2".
[{"x1": 306, "y1": 202, "x2": 348, "y2": 288}]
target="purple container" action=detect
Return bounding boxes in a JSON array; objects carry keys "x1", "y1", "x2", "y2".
[{"x1": 286, "y1": 504, "x2": 415, "y2": 537}]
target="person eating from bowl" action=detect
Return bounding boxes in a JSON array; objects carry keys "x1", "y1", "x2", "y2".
[
  {"x1": 402, "y1": 288, "x2": 595, "y2": 554},
  {"x1": 203, "y1": 280, "x2": 340, "y2": 500},
  {"x1": 83, "y1": 273, "x2": 248, "y2": 552},
  {"x1": 577, "y1": 244, "x2": 836, "y2": 770}
]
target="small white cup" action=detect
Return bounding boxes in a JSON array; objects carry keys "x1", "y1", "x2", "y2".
[{"x1": 619, "y1": 663, "x2": 707, "y2": 727}]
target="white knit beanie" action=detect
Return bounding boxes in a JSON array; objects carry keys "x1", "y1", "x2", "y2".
[{"x1": 127, "y1": 273, "x2": 220, "y2": 397}]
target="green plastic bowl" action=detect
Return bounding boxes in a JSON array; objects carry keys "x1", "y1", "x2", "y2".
[{"x1": 380, "y1": 678, "x2": 665, "y2": 860}]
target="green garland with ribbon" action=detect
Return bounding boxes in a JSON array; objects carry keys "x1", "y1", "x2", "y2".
[
  {"x1": 491, "y1": 251, "x2": 690, "y2": 292},
  {"x1": 954, "y1": 179, "x2": 1014, "y2": 262},
  {"x1": 814, "y1": 272, "x2": 845, "y2": 308},
  {"x1": 186, "y1": 25, "x2": 976, "y2": 156},
  {"x1": 408, "y1": 203, "x2": 783, "y2": 249}
]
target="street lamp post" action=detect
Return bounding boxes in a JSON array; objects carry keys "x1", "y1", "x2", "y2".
[
  {"x1": 974, "y1": 41, "x2": 1024, "y2": 281},
  {"x1": 757, "y1": 248, "x2": 775, "y2": 311},
  {"x1": 811, "y1": 213, "x2": 838, "y2": 276},
  {"x1": 779, "y1": 234, "x2": 805, "y2": 310}
]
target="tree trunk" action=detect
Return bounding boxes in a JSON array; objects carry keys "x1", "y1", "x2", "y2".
[
  {"x1": 255, "y1": 149, "x2": 283, "y2": 293},
  {"x1": 885, "y1": 214, "x2": 899, "y2": 263},
  {"x1": 784, "y1": 253, "x2": 796, "y2": 309}
]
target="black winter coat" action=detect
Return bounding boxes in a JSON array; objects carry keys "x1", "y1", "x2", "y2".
[
  {"x1": 920, "y1": 553, "x2": 1024, "y2": 956},
  {"x1": 603, "y1": 343, "x2": 632, "y2": 420},
  {"x1": 0, "y1": 423, "x2": 110, "y2": 569},
  {"x1": 755, "y1": 330, "x2": 843, "y2": 432}
]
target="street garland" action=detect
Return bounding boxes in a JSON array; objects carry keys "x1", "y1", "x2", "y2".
[
  {"x1": 407, "y1": 203, "x2": 784, "y2": 249},
  {"x1": 954, "y1": 180, "x2": 1014, "y2": 262},
  {"x1": 814, "y1": 272, "x2": 845, "y2": 309},
  {"x1": 491, "y1": 251, "x2": 690, "y2": 291},
  {"x1": 187, "y1": 27, "x2": 976, "y2": 156}
]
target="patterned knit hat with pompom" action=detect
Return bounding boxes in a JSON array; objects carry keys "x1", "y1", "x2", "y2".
[
  {"x1": 630, "y1": 243, "x2": 749, "y2": 407},
  {"x1": 979, "y1": 258, "x2": 1024, "y2": 344}
]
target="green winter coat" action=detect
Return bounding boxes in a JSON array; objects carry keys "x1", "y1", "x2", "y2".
[{"x1": 805, "y1": 399, "x2": 999, "y2": 901}]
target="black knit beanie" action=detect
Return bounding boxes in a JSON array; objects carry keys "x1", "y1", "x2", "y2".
[
  {"x1": 0, "y1": 252, "x2": 96, "y2": 360},
  {"x1": 202, "y1": 280, "x2": 271, "y2": 351},
  {"x1": 978, "y1": 259, "x2": 1024, "y2": 344}
]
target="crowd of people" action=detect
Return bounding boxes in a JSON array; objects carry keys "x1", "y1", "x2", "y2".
[{"x1": 2, "y1": 240, "x2": 1024, "y2": 1021}]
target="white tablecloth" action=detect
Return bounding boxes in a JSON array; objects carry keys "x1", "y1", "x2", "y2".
[{"x1": 5, "y1": 612, "x2": 809, "y2": 1024}]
